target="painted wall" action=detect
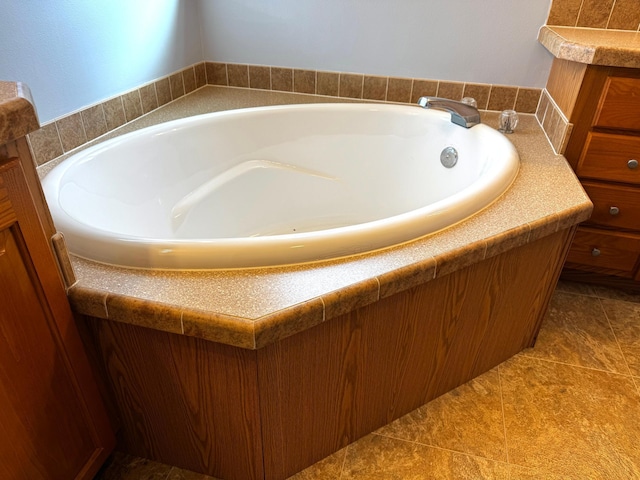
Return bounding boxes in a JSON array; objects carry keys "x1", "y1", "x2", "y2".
[
  {"x1": 0, "y1": 0, "x2": 202, "y2": 123},
  {"x1": 199, "y1": 0, "x2": 553, "y2": 88}
]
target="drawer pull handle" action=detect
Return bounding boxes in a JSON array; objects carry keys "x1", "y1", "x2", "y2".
[
  {"x1": 592, "y1": 248, "x2": 601, "y2": 257},
  {"x1": 629, "y1": 159, "x2": 639, "y2": 170},
  {"x1": 609, "y1": 206, "x2": 620, "y2": 216}
]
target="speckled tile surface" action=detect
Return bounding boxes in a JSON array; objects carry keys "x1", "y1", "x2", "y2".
[
  {"x1": 40, "y1": 86, "x2": 592, "y2": 349},
  {"x1": 538, "y1": 26, "x2": 640, "y2": 67}
]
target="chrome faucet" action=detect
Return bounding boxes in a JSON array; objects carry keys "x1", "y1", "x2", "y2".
[{"x1": 417, "y1": 97, "x2": 481, "y2": 128}]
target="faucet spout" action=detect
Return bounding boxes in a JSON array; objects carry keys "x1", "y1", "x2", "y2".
[{"x1": 417, "y1": 96, "x2": 481, "y2": 128}]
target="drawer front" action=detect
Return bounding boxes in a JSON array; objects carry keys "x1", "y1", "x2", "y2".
[
  {"x1": 582, "y1": 182, "x2": 640, "y2": 231},
  {"x1": 566, "y1": 227, "x2": 640, "y2": 278},
  {"x1": 594, "y1": 76, "x2": 640, "y2": 131},
  {"x1": 577, "y1": 132, "x2": 640, "y2": 185}
]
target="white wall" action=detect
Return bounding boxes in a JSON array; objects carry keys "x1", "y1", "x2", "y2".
[
  {"x1": 0, "y1": 0, "x2": 203, "y2": 123},
  {"x1": 198, "y1": 0, "x2": 553, "y2": 88}
]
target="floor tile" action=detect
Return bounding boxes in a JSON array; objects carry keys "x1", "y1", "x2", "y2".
[
  {"x1": 591, "y1": 285, "x2": 640, "y2": 304},
  {"x1": 166, "y1": 467, "x2": 220, "y2": 480},
  {"x1": 601, "y1": 298, "x2": 640, "y2": 376},
  {"x1": 500, "y1": 354, "x2": 640, "y2": 479},
  {"x1": 507, "y1": 464, "x2": 575, "y2": 479},
  {"x1": 523, "y1": 291, "x2": 628, "y2": 374},
  {"x1": 375, "y1": 368, "x2": 506, "y2": 462},
  {"x1": 555, "y1": 280, "x2": 595, "y2": 296},
  {"x1": 340, "y1": 434, "x2": 510, "y2": 479},
  {"x1": 94, "y1": 452, "x2": 172, "y2": 480},
  {"x1": 286, "y1": 448, "x2": 346, "y2": 479}
]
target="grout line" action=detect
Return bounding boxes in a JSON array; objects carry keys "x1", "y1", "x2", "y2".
[
  {"x1": 605, "y1": 0, "x2": 617, "y2": 29},
  {"x1": 574, "y1": 0, "x2": 585, "y2": 27},
  {"x1": 497, "y1": 364, "x2": 511, "y2": 465},
  {"x1": 519, "y1": 349, "x2": 635, "y2": 379},
  {"x1": 597, "y1": 296, "x2": 634, "y2": 377}
]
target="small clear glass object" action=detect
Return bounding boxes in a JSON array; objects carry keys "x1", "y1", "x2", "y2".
[
  {"x1": 499, "y1": 109, "x2": 518, "y2": 134},
  {"x1": 461, "y1": 97, "x2": 477, "y2": 108}
]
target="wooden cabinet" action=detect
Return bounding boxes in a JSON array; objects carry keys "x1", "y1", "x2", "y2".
[
  {"x1": 554, "y1": 64, "x2": 640, "y2": 289},
  {"x1": 0, "y1": 147, "x2": 114, "y2": 478}
]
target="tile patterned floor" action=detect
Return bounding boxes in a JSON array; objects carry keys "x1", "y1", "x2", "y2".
[{"x1": 94, "y1": 281, "x2": 640, "y2": 480}]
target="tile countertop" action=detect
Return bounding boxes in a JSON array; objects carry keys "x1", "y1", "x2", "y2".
[
  {"x1": 42, "y1": 86, "x2": 592, "y2": 350},
  {"x1": 538, "y1": 25, "x2": 640, "y2": 67},
  {"x1": 0, "y1": 81, "x2": 39, "y2": 145}
]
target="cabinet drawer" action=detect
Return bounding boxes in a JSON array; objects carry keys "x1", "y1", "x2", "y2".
[
  {"x1": 577, "y1": 132, "x2": 640, "y2": 185},
  {"x1": 594, "y1": 77, "x2": 640, "y2": 131},
  {"x1": 566, "y1": 227, "x2": 640, "y2": 277},
  {"x1": 582, "y1": 182, "x2": 640, "y2": 231}
]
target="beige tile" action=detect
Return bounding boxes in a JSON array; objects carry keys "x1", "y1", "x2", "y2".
[
  {"x1": 525, "y1": 291, "x2": 629, "y2": 374},
  {"x1": 554, "y1": 280, "x2": 595, "y2": 296},
  {"x1": 249, "y1": 65, "x2": 270, "y2": 90},
  {"x1": 227, "y1": 64, "x2": 249, "y2": 88},
  {"x1": 508, "y1": 464, "x2": 578, "y2": 479},
  {"x1": 487, "y1": 86, "x2": 518, "y2": 111},
  {"x1": 322, "y1": 278, "x2": 379, "y2": 320},
  {"x1": 194, "y1": 63, "x2": 207, "y2": 89},
  {"x1": 317, "y1": 71, "x2": 339, "y2": 97},
  {"x1": 601, "y1": 299, "x2": 640, "y2": 376},
  {"x1": 437, "y1": 81, "x2": 464, "y2": 101},
  {"x1": 547, "y1": 0, "x2": 583, "y2": 26},
  {"x1": 254, "y1": 298, "x2": 324, "y2": 349},
  {"x1": 500, "y1": 354, "x2": 640, "y2": 477},
  {"x1": 287, "y1": 448, "x2": 346, "y2": 479},
  {"x1": 182, "y1": 309, "x2": 255, "y2": 349},
  {"x1": 341, "y1": 434, "x2": 510, "y2": 479},
  {"x1": 362, "y1": 75, "x2": 387, "y2": 101},
  {"x1": 155, "y1": 78, "x2": 172, "y2": 107},
  {"x1": 462, "y1": 83, "x2": 491, "y2": 110},
  {"x1": 56, "y1": 112, "x2": 87, "y2": 152},
  {"x1": 67, "y1": 285, "x2": 108, "y2": 318},
  {"x1": 169, "y1": 72, "x2": 185, "y2": 99},
  {"x1": 515, "y1": 88, "x2": 542, "y2": 114},
  {"x1": 102, "y1": 97, "x2": 126, "y2": 131},
  {"x1": 183, "y1": 67, "x2": 196, "y2": 94},
  {"x1": 28, "y1": 122, "x2": 63, "y2": 165},
  {"x1": 535, "y1": 90, "x2": 550, "y2": 125},
  {"x1": 376, "y1": 368, "x2": 507, "y2": 462},
  {"x1": 411, "y1": 79, "x2": 438, "y2": 103},
  {"x1": 166, "y1": 466, "x2": 221, "y2": 480},
  {"x1": 94, "y1": 451, "x2": 172, "y2": 480},
  {"x1": 293, "y1": 69, "x2": 316, "y2": 95},
  {"x1": 122, "y1": 91, "x2": 143, "y2": 122},
  {"x1": 386, "y1": 77, "x2": 412, "y2": 103},
  {"x1": 206, "y1": 62, "x2": 228, "y2": 86},
  {"x1": 377, "y1": 258, "x2": 436, "y2": 299},
  {"x1": 271, "y1": 67, "x2": 293, "y2": 92},
  {"x1": 139, "y1": 84, "x2": 158, "y2": 114},
  {"x1": 577, "y1": 0, "x2": 615, "y2": 28},
  {"x1": 80, "y1": 104, "x2": 108, "y2": 141},
  {"x1": 51, "y1": 232, "x2": 76, "y2": 288},
  {"x1": 106, "y1": 294, "x2": 183, "y2": 335},
  {"x1": 591, "y1": 285, "x2": 640, "y2": 304},
  {"x1": 608, "y1": 0, "x2": 640, "y2": 30},
  {"x1": 339, "y1": 73, "x2": 363, "y2": 99}
]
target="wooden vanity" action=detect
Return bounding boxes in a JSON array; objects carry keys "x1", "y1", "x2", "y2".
[{"x1": 540, "y1": 27, "x2": 640, "y2": 291}]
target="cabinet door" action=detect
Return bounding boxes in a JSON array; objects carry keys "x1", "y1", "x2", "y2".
[{"x1": 0, "y1": 159, "x2": 114, "y2": 479}]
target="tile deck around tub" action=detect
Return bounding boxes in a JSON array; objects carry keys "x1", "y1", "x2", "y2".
[{"x1": 49, "y1": 86, "x2": 592, "y2": 350}]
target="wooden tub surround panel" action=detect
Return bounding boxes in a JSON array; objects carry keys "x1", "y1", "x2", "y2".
[{"x1": 82, "y1": 228, "x2": 573, "y2": 480}]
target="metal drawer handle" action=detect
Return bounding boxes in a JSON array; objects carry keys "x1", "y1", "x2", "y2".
[
  {"x1": 592, "y1": 248, "x2": 601, "y2": 257},
  {"x1": 629, "y1": 159, "x2": 639, "y2": 170},
  {"x1": 609, "y1": 206, "x2": 620, "y2": 216}
]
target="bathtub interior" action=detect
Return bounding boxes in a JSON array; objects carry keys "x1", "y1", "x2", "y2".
[{"x1": 43, "y1": 103, "x2": 520, "y2": 268}]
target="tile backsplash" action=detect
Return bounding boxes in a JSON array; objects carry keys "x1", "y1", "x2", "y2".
[
  {"x1": 28, "y1": 62, "x2": 542, "y2": 167},
  {"x1": 547, "y1": 0, "x2": 640, "y2": 30}
]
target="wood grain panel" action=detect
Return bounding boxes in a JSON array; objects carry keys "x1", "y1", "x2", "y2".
[
  {"x1": 0, "y1": 159, "x2": 114, "y2": 479},
  {"x1": 577, "y1": 132, "x2": 640, "y2": 185},
  {"x1": 566, "y1": 227, "x2": 640, "y2": 277},
  {"x1": 83, "y1": 317, "x2": 264, "y2": 480},
  {"x1": 546, "y1": 58, "x2": 587, "y2": 118},
  {"x1": 257, "y1": 230, "x2": 571, "y2": 479},
  {"x1": 581, "y1": 181, "x2": 640, "y2": 231},
  {"x1": 594, "y1": 77, "x2": 640, "y2": 131}
]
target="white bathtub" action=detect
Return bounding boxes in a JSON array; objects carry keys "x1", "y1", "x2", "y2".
[{"x1": 42, "y1": 103, "x2": 520, "y2": 269}]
